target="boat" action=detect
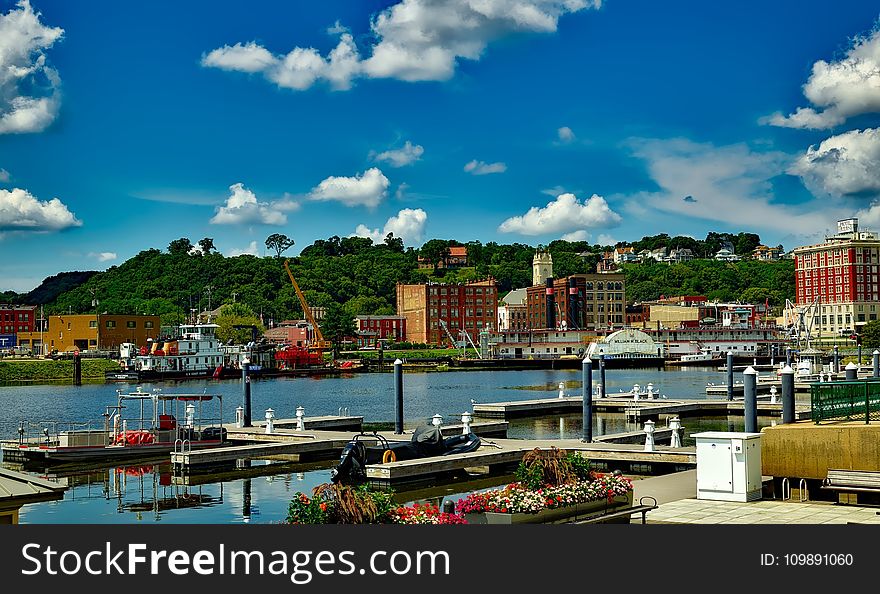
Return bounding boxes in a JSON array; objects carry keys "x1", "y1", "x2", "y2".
[
  {"x1": 106, "y1": 324, "x2": 229, "y2": 382},
  {"x1": 330, "y1": 425, "x2": 481, "y2": 484},
  {"x1": 669, "y1": 350, "x2": 725, "y2": 366},
  {"x1": 1, "y1": 387, "x2": 226, "y2": 465}
]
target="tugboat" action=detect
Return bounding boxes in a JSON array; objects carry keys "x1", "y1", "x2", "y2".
[
  {"x1": 106, "y1": 324, "x2": 228, "y2": 382},
  {"x1": 1, "y1": 387, "x2": 226, "y2": 465}
]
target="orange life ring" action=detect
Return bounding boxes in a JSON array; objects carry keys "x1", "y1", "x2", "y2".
[{"x1": 382, "y1": 449, "x2": 397, "y2": 464}]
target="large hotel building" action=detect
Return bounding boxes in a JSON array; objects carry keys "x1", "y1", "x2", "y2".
[
  {"x1": 396, "y1": 279, "x2": 498, "y2": 345},
  {"x1": 794, "y1": 218, "x2": 880, "y2": 335}
]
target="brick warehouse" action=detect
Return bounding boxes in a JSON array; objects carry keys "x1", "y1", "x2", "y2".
[
  {"x1": 396, "y1": 279, "x2": 497, "y2": 345},
  {"x1": 355, "y1": 315, "x2": 406, "y2": 347},
  {"x1": 16, "y1": 314, "x2": 161, "y2": 353},
  {"x1": 0, "y1": 304, "x2": 36, "y2": 349},
  {"x1": 525, "y1": 273, "x2": 625, "y2": 331}
]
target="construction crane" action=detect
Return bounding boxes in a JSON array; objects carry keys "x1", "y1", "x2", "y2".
[{"x1": 284, "y1": 259, "x2": 331, "y2": 352}]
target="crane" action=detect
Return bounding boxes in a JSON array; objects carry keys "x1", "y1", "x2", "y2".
[{"x1": 283, "y1": 259, "x2": 331, "y2": 352}]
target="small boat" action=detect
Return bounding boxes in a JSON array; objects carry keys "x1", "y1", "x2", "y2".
[
  {"x1": 330, "y1": 425, "x2": 481, "y2": 484},
  {"x1": 2, "y1": 387, "x2": 226, "y2": 465}
]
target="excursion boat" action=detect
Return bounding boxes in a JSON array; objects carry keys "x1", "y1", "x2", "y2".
[
  {"x1": 106, "y1": 324, "x2": 228, "y2": 382},
  {"x1": 1, "y1": 387, "x2": 226, "y2": 465}
]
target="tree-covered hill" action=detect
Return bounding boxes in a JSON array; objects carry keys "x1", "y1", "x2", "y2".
[{"x1": 0, "y1": 271, "x2": 98, "y2": 305}]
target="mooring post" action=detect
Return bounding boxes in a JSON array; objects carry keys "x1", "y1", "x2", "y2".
[
  {"x1": 726, "y1": 351, "x2": 734, "y2": 402},
  {"x1": 73, "y1": 351, "x2": 82, "y2": 386},
  {"x1": 394, "y1": 358, "x2": 404, "y2": 434},
  {"x1": 242, "y1": 359, "x2": 252, "y2": 427},
  {"x1": 833, "y1": 345, "x2": 840, "y2": 374},
  {"x1": 582, "y1": 356, "x2": 592, "y2": 443},
  {"x1": 845, "y1": 362, "x2": 858, "y2": 381},
  {"x1": 599, "y1": 352, "x2": 606, "y2": 399},
  {"x1": 643, "y1": 419, "x2": 655, "y2": 452},
  {"x1": 781, "y1": 365, "x2": 795, "y2": 424},
  {"x1": 874, "y1": 350, "x2": 880, "y2": 378},
  {"x1": 743, "y1": 366, "x2": 758, "y2": 433},
  {"x1": 265, "y1": 408, "x2": 275, "y2": 434},
  {"x1": 669, "y1": 416, "x2": 682, "y2": 448},
  {"x1": 558, "y1": 381, "x2": 566, "y2": 399}
]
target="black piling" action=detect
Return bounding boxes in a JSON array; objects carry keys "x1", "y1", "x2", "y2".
[
  {"x1": 582, "y1": 357, "x2": 592, "y2": 443},
  {"x1": 781, "y1": 365, "x2": 795, "y2": 424},
  {"x1": 726, "y1": 351, "x2": 734, "y2": 402},
  {"x1": 743, "y1": 367, "x2": 758, "y2": 433},
  {"x1": 394, "y1": 358, "x2": 404, "y2": 434},
  {"x1": 242, "y1": 361, "x2": 252, "y2": 427},
  {"x1": 73, "y1": 352, "x2": 82, "y2": 386}
]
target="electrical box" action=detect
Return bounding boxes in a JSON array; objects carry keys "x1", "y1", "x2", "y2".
[{"x1": 693, "y1": 431, "x2": 762, "y2": 502}]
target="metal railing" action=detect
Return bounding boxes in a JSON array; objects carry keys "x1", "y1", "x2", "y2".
[{"x1": 811, "y1": 380, "x2": 880, "y2": 424}]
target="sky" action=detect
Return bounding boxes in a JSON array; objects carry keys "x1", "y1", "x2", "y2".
[{"x1": 3, "y1": 0, "x2": 880, "y2": 292}]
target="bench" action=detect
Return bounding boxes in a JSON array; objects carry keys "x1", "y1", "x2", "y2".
[
  {"x1": 822, "y1": 470, "x2": 880, "y2": 502},
  {"x1": 573, "y1": 496, "x2": 658, "y2": 525}
]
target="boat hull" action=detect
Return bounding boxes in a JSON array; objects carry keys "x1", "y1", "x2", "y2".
[{"x1": 0, "y1": 439, "x2": 223, "y2": 465}]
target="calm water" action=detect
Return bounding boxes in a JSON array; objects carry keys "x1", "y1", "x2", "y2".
[{"x1": 2, "y1": 367, "x2": 783, "y2": 523}]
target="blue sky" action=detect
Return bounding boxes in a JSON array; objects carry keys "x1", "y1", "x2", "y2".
[{"x1": 3, "y1": 0, "x2": 880, "y2": 291}]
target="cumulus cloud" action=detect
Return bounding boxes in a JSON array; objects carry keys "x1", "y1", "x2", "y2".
[
  {"x1": 371, "y1": 140, "x2": 424, "y2": 167},
  {"x1": 0, "y1": 1, "x2": 64, "y2": 134},
  {"x1": 789, "y1": 128, "x2": 880, "y2": 197},
  {"x1": 0, "y1": 187, "x2": 80, "y2": 232},
  {"x1": 0, "y1": 168, "x2": 9, "y2": 182},
  {"x1": 89, "y1": 251, "x2": 117, "y2": 262},
  {"x1": 557, "y1": 126, "x2": 575, "y2": 143},
  {"x1": 210, "y1": 183, "x2": 288, "y2": 225},
  {"x1": 228, "y1": 240, "x2": 260, "y2": 257},
  {"x1": 464, "y1": 159, "x2": 507, "y2": 175},
  {"x1": 561, "y1": 230, "x2": 589, "y2": 242},
  {"x1": 498, "y1": 193, "x2": 621, "y2": 235},
  {"x1": 353, "y1": 208, "x2": 428, "y2": 245},
  {"x1": 202, "y1": 1, "x2": 600, "y2": 90},
  {"x1": 596, "y1": 233, "x2": 617, "y2": 245},
  {"x1": 625, "y1": 137, "x2": 836, "y2": 233},
  {"x1": 308, "y1": 167, "x2": 390, "y2": 207},
  {"x1": 764, "y1": 26, "x2": 880, "y2": 129}
]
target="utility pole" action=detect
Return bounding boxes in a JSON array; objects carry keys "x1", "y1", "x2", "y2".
[
  {"x1": 89, "y1": 288, "x2": 99, "y2": 351},
  {"x1": 204, "y1": 285, "x2": 215, "y2": 321}
]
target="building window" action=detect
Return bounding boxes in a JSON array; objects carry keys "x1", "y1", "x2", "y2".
[
  {"x1": 106, "y1": 320, "x2": 116, "y2": 329},
  {"x1": 127, "y1": 321, "x2": 136, "y2": 329},
  {"x1": 145, "y1": 321, "x2": 154, "y2": 329}
]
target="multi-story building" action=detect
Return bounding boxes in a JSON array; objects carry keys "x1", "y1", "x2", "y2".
[
  {"x1": 498, "y1": 288, "x2": 528, "y2": 332},
  {"x1": 753, "y1": 245, "x2": 783, "y2": 261},
  {"x1": 0, "y1": 304, "x2": 36, "y2": 349},
  {"x1": 625, "y1": 303, "x2": 650, "y2": 326},
  {"x1": 396, "y1": 279, "x2": 498, "y2": 345},
  {"x1": 16, "y1": 314, "x2": 161, "y2": 353},
  {"x1": 355, "y1": 315, "x2": 407, "y2": 347},
  {"x1": 525, "y1": 273, "x2": 625, "y2": 331},
  {"x1": 263, "y1": 320, "x2": 314, "y2": 346},
  {"x1": 794, "y1": 218, "x2": 880, "y2": 335},
  {"x1": 532, "y1": 250, "x2": 553, "y2": 286},
  {"x1": 417, "y1": 246, "x2": 469, "y2": 270},
  {"x1": 596, "y1": 252, "x2": 619, "y2": 273},
  {"x1": 715, "y1": 248, "x2": 740, "y2": 262},
  {"x1": 613, "y1": 246, "x2": 638, "y2": 264}
]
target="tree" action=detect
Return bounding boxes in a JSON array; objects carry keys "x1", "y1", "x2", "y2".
[
  {"x1": 198, "y1": 237, "x2": 215, "y2": 254},
  {"x1": 214, "y1": 303, "x2": 265, "y2": 344},
  {"x1": 860, "y1": 320, "x2": 880, "y2": 349},
  {"x1": 168, "y1": 238, "x2": 193, "y2": 255},
  {"x1": 735, "y1": 232, "x2": 761, "y2": 256},
  {"x1": 420, "y1": 239, "x2": 451, "y2": 271},
  {"x1": 384, "y1": 232, "x2": 404, "y2": 253},
  {"x1": 321, "y1": 303, "x2": 357, "y2": 359},
  {"x1": 265, "y1": 233, "x2": 295, "y2": 258}
]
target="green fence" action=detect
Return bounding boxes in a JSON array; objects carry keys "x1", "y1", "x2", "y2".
[{"x1": 810, "y1": 380, "x2": 880, "y2": 424}]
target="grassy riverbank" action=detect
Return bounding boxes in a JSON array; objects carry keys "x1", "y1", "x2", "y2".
[
  {"x1": 0, "y1": 358, "x2": 120, "y2": 382},
  {"x1": 343, "y1": 348, "x2": 462, "y2": 360}
]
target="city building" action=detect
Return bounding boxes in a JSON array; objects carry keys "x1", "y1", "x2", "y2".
[
  {"x1": 625, "y1": 303, "x2": 650, "y2": 325},
  {"x1": 417, "y1": 246, "x2": 469, "y2": 270},
  {"x1": 794, "y1": 218, "x2": 880, "y2": 335},
  {"x1": 498, "y1": 288, "x2": 528, "y2": 332},
  {"x1": 525, "y1": 273, "x2": 625, "y2": 331},
  {"x1": 396, "y1": 279, "x2": 498, "y2": 345},
  {"x1": 613, "y1": 246, "x2": 638, "y2": 264},
  {"x1": 532, "y1": 249, "x2": 553, "y2": 286},
  {"x1": 596, "y1": 252, "x2": 619, "y2": 273},
  {"x1": 666, "y1": 248, "x2": 695, "y2": 263},
  {"x1": 263, "y1": 320, "x2": 314, "y2": 346},
  {"x1": 355, "y1": 315, "x2": 407, "y2": 347},
  {"x1": 715, "y1": 248, "x2": 741, "y2": 262},
  {"x1": 752, "y1": 244, "x2": 783, "y2": 261},
  {"x1": 16, "y1": 314, "x2": 161, "y2": 353},
  {"x1": 0, "y1": 304, "x2": 36, "y2": 350}
]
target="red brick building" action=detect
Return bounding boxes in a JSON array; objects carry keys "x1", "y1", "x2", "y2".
[
  {"x1": 794, "y1": 218, "x2": 880, "y2": 335},
  {"x1": 355, "y1": 315, "x2": 406, "y2": 347},
  {"x1": 525, "y1": 274, "x2": 625, "y2": 331},
  {"x1": 0, "y1": 305, "x2": 36, "y2": 348},
  {"x1": 396, "y1": 279, "x2": 497, "y2": 345}
]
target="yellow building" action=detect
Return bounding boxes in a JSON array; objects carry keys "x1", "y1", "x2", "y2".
[{"x1": 17, "y1": 314, "x2": 161, "y2": 353}]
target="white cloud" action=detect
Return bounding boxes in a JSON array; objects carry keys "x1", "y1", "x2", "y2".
[
  {"x1": 209, "y1": 183, "x2": 288, "y2": 225},
  {"x1": 88, "y1": 251, "x2": 117, "y2": 262},
  {"x1": 764, "y1": 26, "x2": 880, "y2": 129},
  {"x1": 625, "y1": 137, "x2": 836, "y2": 233},
  {"x1": 202, "y1": 1, "x2": 600, "y2": 90},
  {"x1": 464, "y1": 159, "x2": 507, "y2": 175},
  {"x1": 561, "y1": 230, "x2": 589, "y2": 241},
  {"x1": 0, "y1": 1, "x2": 64, "y2": 134},
  {"x1": 0, "y1": 168, "x2": 8, "y2": 182},
  {"x1": 308, "y1": 167, "x2": 389, "y2": 207},
  {"x1": 557, "y1": 126, "x2": 575, "y2": 143},
  {"x1": 789, "y1": 128, "x2": 880, "y2": 197},
  {"x1": 228, "y1": 240, "x2": 260, "y2": 257},
  {"x1": 372, "y1": 140, "x2": 424, "y2": 167},
  {"x1": 498, "y1": 192, "x2": 621, "y2": 235},
  {"x1": 353, "y1": 208, "x2": 428, "y2": 245},
  {"x1": 596, "y1": 233, "x2": 617, "y2": 245},
  {"x1": 0, "y1": 187, "x2": 80, "y2": 232}
]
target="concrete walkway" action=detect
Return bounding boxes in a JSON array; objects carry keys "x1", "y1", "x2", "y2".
[
  {"x1": 632, "y1": 469, "x2": 696, "y2": 505},
  {"x1": 646, "y1": 498, "x2": 880, "y2": 524}
]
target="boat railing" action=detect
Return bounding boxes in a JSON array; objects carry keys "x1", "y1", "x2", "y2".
[{"x1": 11, "y1": 419, "x2": 105, "y2": 447}]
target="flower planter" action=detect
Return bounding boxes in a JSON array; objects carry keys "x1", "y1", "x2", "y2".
[{"x1": 464, "y1": 492, "x2": 633, "y2": 525}]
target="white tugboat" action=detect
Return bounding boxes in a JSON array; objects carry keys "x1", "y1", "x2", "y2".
[{"x1": 106, "y1": 324, "x2": 228, "y2": 381}]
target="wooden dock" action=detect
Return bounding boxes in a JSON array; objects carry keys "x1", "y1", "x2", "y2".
[
  {"x1": 250, "y1": 415, "x2": 363, "y2": 432},
  {"x1": 472, "y1": 396, "x2": 811, "y2": 421}
]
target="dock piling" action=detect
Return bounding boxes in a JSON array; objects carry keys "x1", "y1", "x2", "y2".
[
  {"x1": 874, "y1": 350, "x2": 879, "y2": 378},
  {"x1": 599, "y1": 352, "x2": 606, "y2": 399},
  {"x1": 833, "y1": 345, "x2": 840, "y2": 373},
  {"x1": 781, "y1": 365, "x2": 795, "y2": 424},
  {"x1": 845, "y1": 362, "x2": 858, "y2": 381},
  {"x1": 242, "y1": 360, "x2": 252, "y2": 428},
  {"x1": 743, "y1": 366, "x2": 758, "y2": 433},
  {"x1": 394, "y1": 359, "x2": 404, "y2": 434},
  {"x1": 785, "y1": 347, "x2": 791, "y2": 367},
  {"x1": 726, "y1": 351, "x2": 734, "y2": 402},
  {"x1": 582, "y1": 356, "x2": 592, "y2": 443},
  {"x1": 73, "y1": 352, "x2": 82, "y2": 386}
]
